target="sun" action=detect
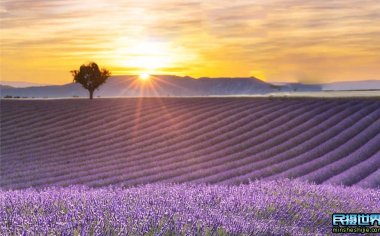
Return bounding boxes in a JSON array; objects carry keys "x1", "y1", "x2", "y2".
[
  {"x1": 115, "y1": 40, "x2": 176, "y2": 75},
  {"x1": 139, "y1": 73, "x2": 150, "y2": 81}
]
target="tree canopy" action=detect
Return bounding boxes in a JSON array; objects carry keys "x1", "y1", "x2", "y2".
[{"x1": 71, "y1": 62, "x2": 111, "y2": 99}]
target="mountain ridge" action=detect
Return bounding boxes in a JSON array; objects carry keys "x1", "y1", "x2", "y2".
[
  {"x1": 1, "y1": 75, "x2": 305, "y2": 98},
  {"x1": 2, "y1": 75, "x2": 378, "y2": 98}
]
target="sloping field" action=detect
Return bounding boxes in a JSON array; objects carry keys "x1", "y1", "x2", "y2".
[{"x1": 1, "y1": 98, "x2": 379, "y2": 189}]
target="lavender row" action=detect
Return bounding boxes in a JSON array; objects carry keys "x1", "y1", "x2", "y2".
[
  {"x1": 1, "y1": 180, "x2": 379, "y2": 235},
  {"x1": 2, "y1": 100, "x2": 316, "y2": 188}
]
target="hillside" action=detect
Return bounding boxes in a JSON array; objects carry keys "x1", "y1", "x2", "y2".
[
  {"x1": 0, "y1": 75, "x2": 317, "y2": 98},
  {"x1": 322, "y1": 80, "x2": 380, "y2": 91},
  {"x1": 1, "y1": 98, "x2": 379, "y2": 189},
  {"x1": 0, "y1": 81, "x2": 52, "y2": 88}
]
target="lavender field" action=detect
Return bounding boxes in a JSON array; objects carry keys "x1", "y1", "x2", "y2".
[
  {"x1": 2, "y1": 180, "x2": 380, "y2": 235},
  {"x1": 1, "y1": 97, "x2": 380, "y2": 235},
  {"x1": 1, "y1": 98, "x2": 379, "y2": 189}
]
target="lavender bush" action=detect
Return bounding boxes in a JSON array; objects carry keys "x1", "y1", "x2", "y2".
[{"x1": 1, "y1": 180, "x2": 379, "y2": 235}]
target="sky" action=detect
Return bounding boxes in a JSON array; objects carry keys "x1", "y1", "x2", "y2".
[{"x1": 1, "y1": 0, "x2": 380, "y2": 84}]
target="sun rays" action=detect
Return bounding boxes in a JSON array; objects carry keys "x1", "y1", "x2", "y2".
[{"x1": 124, "y1": 75, "x2": 186, "y2": 141}]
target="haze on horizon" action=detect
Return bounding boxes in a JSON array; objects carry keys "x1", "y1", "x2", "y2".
[{"x1": 1, "y1": 0, "x2": 380, "y2": 85}]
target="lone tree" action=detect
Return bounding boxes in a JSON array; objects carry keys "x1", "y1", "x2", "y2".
[{"x1": 71, "y1": 62, "x2": 111, "y2": 99}]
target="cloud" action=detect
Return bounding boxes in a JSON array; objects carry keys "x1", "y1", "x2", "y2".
[{"x1": 1, "y1": 0, "x2": 380, "y2": 83}]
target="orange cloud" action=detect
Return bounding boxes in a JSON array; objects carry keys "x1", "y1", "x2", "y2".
[{"x1": 1, "y1": 0, "x2": 380, "y2": 84}]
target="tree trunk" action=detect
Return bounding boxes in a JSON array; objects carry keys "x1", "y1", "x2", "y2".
[{"x1": 89, "y1": 90, "x2": 94, "y2": 99}]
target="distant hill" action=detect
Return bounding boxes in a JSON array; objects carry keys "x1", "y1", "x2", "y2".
[
  {"x1": 0, "y1": 81, "x2": 52, "y2": 88},
  {"x1": 276, "y1": 83, "x2": 322, "y2": 92},
  {"x1": 321, "y1": 80, "x2": 380, "y2": 91},
  {"x1": 272, "y1": 80, "x2": 380, "y2": 91},
  {"x1": 2, "y1": 76, "x2": 379, "y2": 98},
  {"x1": 0, "y1": 75, "x2": 308, "y2": 98}
]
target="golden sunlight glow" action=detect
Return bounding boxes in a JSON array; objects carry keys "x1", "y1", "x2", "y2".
[
  {"x1": 2, "y1": 0, "x2": 380, "y2": 84},
  {"x1": 139, "y1": 73, "x2": 150, "y2": 80},
  {"x1": 116, "y1": 40, "x2": 174, "y2": 73},
  {"x1": 111, "y1": 39, "x2": 199, "y2": 77}
]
